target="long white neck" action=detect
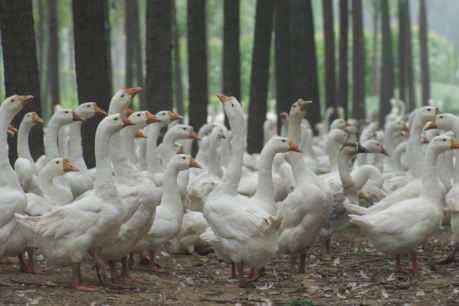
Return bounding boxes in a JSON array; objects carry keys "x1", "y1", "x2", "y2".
[
  {"x1": 67, "y1": 121, "x2": 88, "y2": 171},
  {"x1": 406, "y1": 115, "x2": 425, "y2": 178},
  {"x1": 393, "y1": 142, "x2": 407, "y2": 171},
  {"x1": 121, "y1": 126, "x2": 139, "y2": 167},
  {"x1": 208, "y1": 132, "x2": 223, "y2": 178},
  {"x1": 436, "y1": 152, "x2": 452, "y2": 192},
  {"x1": 17, "y1": 121, "x2": 34, "y2": 163},
  {"x1": 95, "y1": 127, "x2": 119, "y2": 200},
  {"x1": 352, "y1": 165, "x2": 382, "y2": 190},
  {"x1": 146, "y1": 123, "x2": 164, "y2": 174},
  {"x1": 338, "y1": 151, "x2": 358, "y2": 203},
  {"x1": 445, "y1": 120, "x2": 459, "y2": 185},
  {"x1": 161, "y1": 133, "x2": 181, "y2": 168},
  {"x1": 0, "y1": 111, "x2": 21, "y2": 187},
  {"x1": 327, "y1": 139, "x2": 340, "y2": 172},
  {"x1": 420, "y1": 146, "x2": 442, "y2": 202},
  {"x1": 45, "y1": 119, "x2": 63, "y2": 162},
  {"x1": 109, "y1": 131, "x2": 140, "y2": 182},
  {"x1": 356, "y1": 151, "x2": 368, "y2": 167},
  {"x1": 38, "y1": 171, "x2": 73, "y2": 205},
  {"x1": 383, "y1": 127, "x2": 397, "y2": 157},
  {"x1": 219, "y1": 136, "x2": 231, "y2": 169},
  {"x1": 252, "y1": 145, "x2": 276, "y2": 214},
  {"x1": 161, "y1": 164, "x2": 184, "y2": 216},
  {"x1": 214, "y1": 110, "x2": 244, "y2": 195}
]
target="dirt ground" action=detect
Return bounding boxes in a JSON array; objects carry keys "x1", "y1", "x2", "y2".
[{"x1": 1, "y1": 225, "x2": 459, "y2": 306}]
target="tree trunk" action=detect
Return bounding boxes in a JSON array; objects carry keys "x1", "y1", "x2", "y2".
[
  {"x1": 379, "y1": 0, "x2": 394, "y2": 125},
  {"x1": 372, "y1": 1, "x2": 379, "y2": 95},
  {"x1": 404, "y1": 0, "x2": 415, "y2": 111},
  {"x1": 304, "y1": 0, "x2": 321, "y2": 129},
  {"x1": 72, "y1": 0, "x2": 112, "y2": 168},
  {"x1": 47, "y1": 0, "x2": 60, "y2": 111},
  {"x1": 187, "y1": 0, "x2": 208, "y2": 156},
  {"x1": 172, "y1": 0, "x2": 184, "y2": 118},
  {"x1": 102, "y1": 0, "x2": 112, "y2": 92},
  {"x1": 0, "y1": 0, "x2": 44, "y2": 163},
  {"x1": 419, "y1": 0, "x2": 430, "y2": 106},
  {"x1": 274, "y1": 0, "x2": 293, "y2": 133},
  {"x1": 338, "y1": 0, "x2": 349, "y2": 119},
  {"x1": 398, "y1": 0, "x2": 406, "y2": 104},
  {"x1": 352, "y1": 0, "x2": 365, "y2": 120},
  {"x1": 247, "y1": 0, "x2": 274, "y2": 154},
  {"x1": 223, "y1": 0, "x2": 241, "y2": 129},
  {"x1": 125, "y1": 0, "x2": 145, "y2": 110},
  {"x1": 322, "y1": 0, "x2": 337, "y2": 120},
  {"x1": 145, "y1": 0, "x2": 173, "y2": 114},
  {"x1": 37, "y1": 0, "x2": 47, "y2": 120}
]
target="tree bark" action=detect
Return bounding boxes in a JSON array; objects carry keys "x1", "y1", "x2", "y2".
[
  {"x1": 404, "y1": 0, "x2": 416, "y2": 111},
  {"x1": 125, "y1": 0, "x2": 145, "y2": 110},
  {"x1": 172, "y1": 0, "x2": 184, "y2": 118},
  {"x1": 247, "y1": 0, "x2": 274, "y2": 154},
  {"x1": 419, "y1": 0, "x2": 430, "y2": 106},
  {"x1": 398, "y1": 0, "x2": 406, "y2": 103},
  {"x1": 304, "y1": 0, "x2": 321, "y2": 129},
  {"x1": 274, "y1": 0, "x2": 293, "y2": 133},
  {"x1": 72, "y1": 0, "x2": 112, "y2": 168},
  {"x1": 187, "y1": 0, "x2": 208, "y2": 156},
  {"x1": 0, "y1": 0, "x2": 44, "y2": 163},
  {"x1": 47, "y1": 0, "x2": 60, "y2": 111},
  {"x1": 102, "y1": 0, "x2": 112, "y2": 92},
  {"x1": 372, "y1": 1, "x2": 379, "y2": 95},
  {"x1": 352, "y1": 0, "x2": 365, "y2": 120},
  {"x1": 379, "y1": 0, "x2": 394, "y2": 125},
  {"x1": 37, "y1": 0, "x2": 47, "y2": 119},
  {"x1": 338, "y1": 0, "x2": 349, "y2": 119},
  {"x1": 145, "y1": 0, "x2": 173, "y2": 114},
  {"x1": 322, "y1": 0, "x2": 337, "y2": 120},
  {"x1": 223, "y1": 0, "x2": 241, "y2": 129}
]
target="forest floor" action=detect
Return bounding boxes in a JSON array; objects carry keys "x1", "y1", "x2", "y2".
[{"x1": 1, "y1": 225, "x2": 459, "y2": 305}]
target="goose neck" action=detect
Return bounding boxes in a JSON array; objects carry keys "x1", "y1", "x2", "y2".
[
  {"x1": 420, "y1": 146, "x2": 442, "y2": 201},
  {"x1": 44, "y1": 120, "x2": 62, "y2": 162},
  {"x1": 161, "y1": 133, "x2": 179, "y2": 168},
  {"x1": 146, "y1": 123, "x2": 164, "y2": 174},
  {"x1": 161, "y1": 165, "x2": 184, "y2": 213},
  {"x1": 121, "y1": 126, "x2": 139, "y2": 167},
  {"x1": 253, "y1": 145, "x2": 276, "y2": 209},
  {"x1": 208, "y1": 133, "x2": 223, "y2": 178},
  {"x1": 17, "y1": 121, "x2": 34, "y2": 163},
  {"x1": 407, "y1": 117, "x2": 426, "y2": 178},
  {"x1": 338, "y1": 152, "x2": 357, "y2": 197},
  {"x1": 288, "y1": 113, "x2": 315, "y2": 181},
  {"x1": 95, "y1": 128, "x2": 119, "y2": 199},
  {"x1": 68, "y1": 121, "x2": 87, "y2": 170},
  {"x1": 0, "y1": 111, "x2": 20, "y2": 185}
]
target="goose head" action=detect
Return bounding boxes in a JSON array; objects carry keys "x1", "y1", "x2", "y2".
[
  {"x1": 75, "y1": 102, "x2": 107, "y2": 120},
  {"x1": 174, "y1": 142, "x2": 185, "y2": 154},
  {"x1": 43, "y1": 157, "x2": 79, "y2": 178},
  {"x1": 265, "y1": 136, "x2": 302, "y2": 154},
  {"x1": 288, "y1": 99, "x2": 313, "y2": 120},
  {"x1": 207, "y1": 179, "x2": 219, "y2": 193},
  {"x1": 385, "y1": 119, "x2": 409, "y2": 134},
  {"x1": 128, "y1": 110, "x2": 161, "y2": 129},
  {"x1": 361, "y1": 139, "x2": 389, "y2": 156},
  {"x1": 170, "y1": 154, "x2": 202, "y2": 171},
  {"x1": 109, "y1": 87, "x2": 142, "y2": 114},
  {"x1": 216, "y1": 93, "x2": 244, "y2": 120},
  {"x1": 413, "y1": 106, "x2": 440, "y2": 126},
  {"x1": 167, "y1": 125, "x2": 201, "y2": 141},
  {"x1": 52, "y1": 109, "x2": 85, "y2": 126},
  {"x1": 427, "y1": 135, "x2": 459, "y2": 154},
  {"x1": 330, "y1": 118, "x2": 351, "y2": 130},
  {"x1": 99, "y1": 113, "x2": 136, "y2": 135},
  {"x1": 1, "y1": 94, "x2": 33, "y2": 116},
  {"x1": 339, "y1": 142, "x2": 370, "y2": 156},
  {"x1": 21, "y1": 112, "x2": 44, "y2": 128},
  {"x1": 135, "y1": 130, "x2": 147, "y2": 138},
  {"x1": 153, "y1": 110, "x2": 183, "y2": 129},
  {"x1": 210, "y1": 126, "x2": 226, "y2": 140},
  {"x1": 425, "y1": 113, "x2": 458, "y2": 132},
  {"x1": 328, "y1": 129, "x2": 349, "y2": 146}
]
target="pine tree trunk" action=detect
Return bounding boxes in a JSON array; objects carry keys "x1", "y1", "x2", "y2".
[
  {"x1": 72, "y1": 0, "x2": 112, "y2": 168},
  {"x1": 172, "y1": 0, "x2": 184, "y2": 118},
  {"x1": 145, "y1": 0, "x2": 173, "y2": 114},
  {"x1": 304, "y1": 0, "x2": 321, "y2": 129},
  {"x1": 372, "y1": 1, "x2": 379, "y2": 95},
  {"x1": 398, "y1": 0, "x2": 406, "y2": 104},
  {"x1": 404, "y1": 0, "x2": 416, "y2": 111},
  {"x1": 419, "y1": 0, "x2": 430, "y2": 106},
  {"x1": 187, "y1": 0, "x2": 208, "y2": 156},
  {"x1": 47, "y1": 0, "x2": 60, "y2": 110},
  {"x1": 322, "y1": 0, "x2": 337, "y2": 120},
  {"x1": 274, "y1": 0, "x2": 293, "y2": 133},
  {"x1": 247, "y1": 0, "x2": 274, "y2": 154},
  {"x1": 37, "y1": 0, "x2": 47, "y2": 120},
  {"x1": 102, "y1": 0, "x2": 112, "y2": 92},
  {"x1": 125, "y1": 0, "x2": 145, "y2": 110},
  {"x1": 379, "y1": 0, "x2": 394, "y2": 125},
  {"x1": 223, "y1": 0, "x2": 241, "y2": 129},
  {"x1": 0, "y1": 0, "x2": 44, "y2": 163},
  {"x1": 352, "y1": 0, "x2": 365, "y2": 120},
  {"x1": 338, "y1": 0, "x2": 349, "y2": 119}
]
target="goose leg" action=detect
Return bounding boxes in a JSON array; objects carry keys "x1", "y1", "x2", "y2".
[
  {"x1": 191, "y1": 251, "x2": 219, "y2": 264},
  {"x1": 395, "y1": 255, "x2": 407, "y2": 273},
  {"x1": 139, "y1": 251, "x2": 150, "y2": 265},
  {"x1": 231, "y1": 262, "x2": 237, "y2": 279},
  {"x1": 88, "y1": 249, "x2": 111, "y2": 285},
  {"x1": 320, "y1": 238, "x2": 331, "y2": 257},
  {"x1": 148, "y1": 251, "x2": 167, "y2": 273},
  {"x1": 108, "y1": 259, "x2": 123, "y2": 283},
  {"x1": 24, "y1": 248, "x2": 45, "y2": 274},
  {"x1": 290, "y1": 253, "x2": 297, "y2": 276},
  {"x1": 70, "y1": 262, "x2": 100, "y2": 291},
  {"x1": 0, "y1": 255, "x2": 18, "y2": 264},
  {"x1": 0, "y1": 280, "x2": 11, "y2": 286},
  {"x1": 226, "y1": 262, "x2": 247, "y2": 288},
  {"x1": 409, "y1": 251, "x2": 421, "y2": 273},
  {"x1": 298, "y1": 254, "x2": 307, "y2": 274},
  {"x1": 18, "y1": 254, "x2": 27, "y2": 271},
  {"x1": 120, "y1": 256, "x2": 145, "y2": 283},
  {"x1": 437, "y1": 242, "x2": 459, "y2": 265}
]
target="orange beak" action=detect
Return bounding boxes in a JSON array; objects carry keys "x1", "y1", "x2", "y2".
[
  {"x1": 435, "y1": 107, "x2": 442, "y2": 115},
  {"x1": 358, "y1": 191, "x2": 369, "y2": 201},
  {"x1": 125, "y1": 87, "x2": 142, "y2": 98},
  {"x1": 8, "y1": 125, "x2": 18, "y2": 133},
  {"x1": 146, "y1": 111, "x2": 162, "y2": 124},
  {"x1": 380, "y1": 146, "x2": 389, "y2": 156},
  {"x1": 425, "y1": 119, "x2": 437, "y2": 131},
  {"x1": 188, "y1": 127, "x2": 201, "y2": 141},
  {"x1": 288, "y1": 139, "x2": 303, "y2": 153},
  {"x1": 135, "y1": 130, "x2": 147, "y2": 138},
  {"x1": 298, "y1": 99, "x2": 313, "y2": 111},
  {"x1": 450, "y1": 138, "x2": 459, "y2": 150},
  {"x1": 168, "y1": 111, "x2": 183, "y2": 122},
  {"x1": 423, "y1": 136, "x2": 430, "y2": 144},
  {"x1": 216, "y1": 93, "x2": 231, "y2": 104},
  {"x1": 126, "y1": 107, "x2": 134, "y2": 117},
  {"x1": 31, "y1": 112, "x2": 44, "y2": 124},
  {"x1": 72, "y1": 111, "x2": 86, "y2": 122},
  {"x1": 178, "y1": 147, "x2": 185, "y2": 154},
  {"x1": 120, "y1": 114, "x2": 136, "y2": 127},
  {"x1": 280, "y1": 112, "x2": 288, "y2": 119},
  {"x1": 6, "y1": 129, "x2": 14, "y2": 136},
  {"x1": 18, "y1": 95, "x2": 34, "y2": 107},
  {"x1": 189, "y1": 156, "x2": 202, "y2": 169},
  {"x1": 63, "y1": 157, "x2": 79, "y2": 173},
  {"x1": 402, "y1": 123, "x2": 410, "y2": 132},
  {"x1": 93, "y1": 103, "x2": 107, "y2": 116}
]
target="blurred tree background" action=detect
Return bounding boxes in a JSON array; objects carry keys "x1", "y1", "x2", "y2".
[{"x1": 1, "y1": 0, "x2": 459, "y2": 151}]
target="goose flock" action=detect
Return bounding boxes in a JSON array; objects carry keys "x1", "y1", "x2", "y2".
[{"x1": 1, "y1": 87, "x2": 459, "y2": 291}]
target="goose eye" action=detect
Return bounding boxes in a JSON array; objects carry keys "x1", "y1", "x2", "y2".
[
  {"x1": 65, "y1": 111, "x2": 68, "y2": 114},
  {"x1": 443, "y1": 139, "x2": 446, "y2": 142},
  {"x1": 56, "y1": 161, "x2": 59, "y2": 164},
  {"x1": 137, "y1": 114, "x2": 141, "y2": 117},
  {"x1": 231, "y1": 104, "x2": 234, "y2": 107},
  {"x1": 440, "y1": 116, "x2": 444, "y2": 119},
  {"x1": 183, "y1": 127, "x2": 186, "y2": 130},
  {"x1": 293, "y1": 105, "x2": 296, "y2": 108},
  {"x1": 27, "y1": 115, "x2": 30, "y2": 117},
  {"x1": 428, "y1": 108, "x2": 431, "y2": 111},
  {"x1": 121, "y1": 94, "x2": 124, "y2": 98},
  {"x1": 10, "y1": 99, "x2": 14, "y2": 103},
  {"x1": 87, "y1": 105, "x2": 90, "y2": 107},
  {"x1": 114, "y1": 118, "x2": 118, "y2": 121},
  {"x1": 282, "y1": 139, "x2": 285, "y2": 143},
  {"x1": 182, "y1": 157, "x2": 185, "y2": 160},
  {"x1": 162, "y1": 112, "x2": 166, "y2": 115}
]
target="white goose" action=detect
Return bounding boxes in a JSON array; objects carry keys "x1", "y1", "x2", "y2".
[
  {"x1": 15, "y1": 113, "x2": 132, "y2": 291},
  {"x1": 204, "y1": 94, "x2": 283, "y2": 288}
]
